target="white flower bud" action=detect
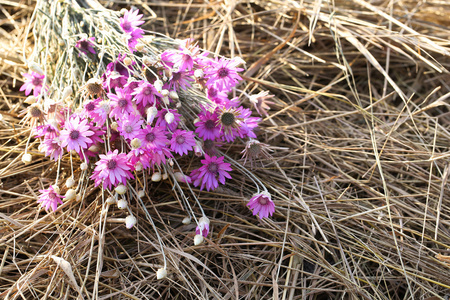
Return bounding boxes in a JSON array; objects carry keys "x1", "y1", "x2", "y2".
[
  {"x1": 151, "y1": 172, "x2": 161, "y2": 182},
  {"x1": 176, "y1": 102, "x2": 182, "y2": 108},
  {"x1": 28, "y1": 62, "x2": 44, "y2": 75},
  {"x1": 58, "y1": 39, "x2": 65, "y2": 46},
  {"x1": 125, "y1": 215, "x2": 137, "y2": 229},
  {"x1": 156, "y1": 268, "x2": 167, "y2": 280},
  {"x1": 182, "y1": 217, "x2": 191, "y2": 225},
  {"x1": 162, "y1": 173, "x2": 168, "y2": 180},
  {"x1": 135, "y1": 43, "x2": 145, "y2": 52},
  {"x1": 130, "y1": 138, "x2": 142, "y2": 149},
  {"x1": 80, "y1": 163, "x2": 88, "y2": 170},
  {"x1": 24, "y1": 96, "x2": 37, "y2": 104},
  {"x1": 61, "y1": 86, "x2": 72, "y2": 101},
  {"x1": 119, "y1": 8, "x2": 128, "y2": 15},
  {"x1": 134, "y1": 162, "x2": 143, "y2": 172},
  {"x1": 138, "y1": 189, "x2": 145, "y2": 198},
  {"x1": 194, "y1": 234, "x2": 204, "y2": 246},
  {"x1": 162, "y1": 96, "x2": 170, "y2": 105},
  {"x1": 97, "y1": 37, "x2": 102, "y2": 44},
  {"x1": 106, "y1": 197, "x2": 116, "y2": 205},
  {"x1": 142, "y1": 56, "x2": 152, "y2": 66},
  {"x1": 64, "y1": 189, "x2": 77, "y2": 201},
  {"x1": 79, "y1": 21, "x2": 84, "y2": 27},
  {"x1": 174, "y1": 172, "x2": 189, "y2": 183},
  {"x1": 115, "y1": 184, "x2": 127, "y2": 195},
  {"x1": 65, "y1": 177, "x2": 75, "y2": 188},
  {"x1": 146, "y1": 106, "x2": 158, "y2": 124},
  {"x1": 154, "y1": 80, "x2": 163, "y2": 93},
  {"x1": 76, "y1": 194, "x2": 82, "y2": 201},
  {"x1": 22, "y1": 153, "x2": 32, "y2": 164},
  {"x1": 88, "y1": 145, "x2": 99, "y2": 152},
  {"x1": 0, "y1": 113, "x2": 3, "y2": 121},
  {"x1": 194, "y1": 142, "x2": 202, "y2": 157},
  {"x1": 169, "y1": 91, "x2": 179, "y2": 100},
  {"x1": 161, "y1": 89, "x2": 169, "y2": 97},
  {"x1": 169, "y1": 159, "x2": 174, "y2": 167},
  {"x1": 117, "y1": 199, "x2": 128, "y2": 209},
  {"x1": 123, "y1": 57, "x2": 132, "y2": 66},
  {"x1": 194, "y1": 69, "x2": 204, "y2": 79},
  {"x1": 164, "y1": 112, "x2": 174, "y2": 124},
  {"x1": 110, "y1": 121, "x2": 119, "y2": 131}
]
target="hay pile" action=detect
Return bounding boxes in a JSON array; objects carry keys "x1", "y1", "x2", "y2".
[{"x1": 1, "y1": 0, "x2": 450, "y2": 299}]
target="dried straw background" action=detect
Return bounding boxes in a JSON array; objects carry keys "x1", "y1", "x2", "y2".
[{"x1": 1, "y1": 0, "x2": 450, "y2": 299}]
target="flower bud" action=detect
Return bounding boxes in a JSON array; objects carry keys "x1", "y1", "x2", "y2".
[
  {"x1": 162, "y1": 173, "x2": 168, "y2": 180},
  {"x1": 125, "y1": 215, "x2": 137, "y2": 229},
  {"x1": 164, "y1": 112, "x2": 174, "y2": 124},
  {"x1": 88, "y1": 145, "x2": 99, "y2": 152},
  {"x1": 162, "y1": 96, "x2": 170, "y2": 105},
  {"x1": 24, "y1": 96, "x2": 37, "y2": 104},
  {"x1": 194, "y1": 142, "x2": 202, "y2": 157},
  {"x1": 134, "y1": 162, "x2": 143, "y2": 172},
  {"x1": 61, "y1": 86, "x2": 72, "y2": 101},
  {"x1": 106, "y1": 196, "x2": 116, "y2": 205},
  {"x1": 154, "y1": 80, "x2": 163, "y2": 93},
  {"x1": 115, "y1": 184, "x2": 127, "y2": 195},
  {"x1": 52, "y1": 185, "x2": 60, "y2": 194},
  {"x1": 65, "y1": 177, "x2": 75, "y2": 188},
  {"x1": 161, "y1": 89, "x2": 169, "y2": 97},
  {"x1": 119, "y1": 8, "x2": 127, "y2": 15},
  {"x1": 142, "y1": 56, "x2": 152, "y2": 66},
  {"x1": 138, "y1": 189, "x2": 145, "y2": 198},
  {"x1": 110, "y1": 121, "x2": 119, "y2": 131},
  {"x1": 151, "y1": 172, "x2": 161, "y2": 182},
  {"x1": 80, "y1": 163, "x2": 88, "y2": 170},
  {"x1": 135, "y1": 43, "x2": 145, "y2": 51},
  {"x1": 22, "y1": 153, "x2": 32, "y2": 164},
  {"x1": 76, "y1": 194, "x2": 82, "y2": 201},
  {"x1": 174, "y1": 172, "x2": 190, "y2": 183},
  {"x1": 28, "y1": 62, "x2": 44, "y2": 75},
  {"x1": 169, "y1": 91, "x2": 179, "y2": 100},
  {"x1": 123, "y1": 57, "x2": 132, "y2": 66},
  {"x1": 117, "y1": 199, "x2": 128, "y2": 209},
  {"x1": 146, "y1": 106, "x2": 158, "y2": 124},
  {"x1": 194, "y1": 69, "x2": 204, "y2": 79},
  {"x1": 64, "y1": 189, "x2": 77, "y2": 201},
  {"x1": 130, "y1": 138, "x2": 142, "y2": 149},
  {"x1": 194, "y1": 234, "x2": 204, "y2": 246},
  {"x1": 182, "y1": 217, "x2": 191, "y2": 225},
  {"x1": 156, "y1": 268, "x2": 167, "y2": 280}
]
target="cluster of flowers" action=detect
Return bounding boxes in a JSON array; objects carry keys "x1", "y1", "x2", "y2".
[{"x1": 20, "y1": 8, "x2": 275, "y2": 241}]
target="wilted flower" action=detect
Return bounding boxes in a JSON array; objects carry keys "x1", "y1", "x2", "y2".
[{"x1": 247, "y1": 191, "x2": 275, "y2": 219}]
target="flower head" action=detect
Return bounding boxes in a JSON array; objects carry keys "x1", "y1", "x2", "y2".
[
  {"x1": 191, "y1": 154, "x2": 232, "y2": 191},
  {"x1": 170, "y1": 129, "x2": 196, "y2": 156},
  {"x1": 120, "y1": 9, "x2": 145, "y2": 33},
  {"x1": 108, "y1": 88, "x2": 135, "y2": 119},
  {"x1": 75, "y1": 37, "x2": 96, "y2": 56},
  {"x1": 247, "y1": 192, "x2": 275, "y2": 219},
  {"x1": 118, "y1": 113, "x2": 143, "y2": 140},
  {"x1": 138, "y1": 125, "x2": 169, "y2": 150},
  {"x1": 60, "y1": 116, "x2": 94, "y2": 152},
  {"x1": 20, "y1": 72, "x2": 46, "y2": 97},
  {"x1": 91, "y1": 149, "x2": 134, "y2": 189},
  {"x1": 205, "y1": 57, "x2": 244, "y2": 91},
  {"x1": 38, "y1": 186, "x2": 63, "y2": 212},
  {"x1": 195, "y1": 216, "x2": 210, "y2": 237},
  {"x1": 132, "y1": 81, "x2": 161, "y2": 107},
  {"x1": 195, "y1": 110, "x2": 221, "y2": 140}
]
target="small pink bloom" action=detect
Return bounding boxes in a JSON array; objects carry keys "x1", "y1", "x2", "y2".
[
  {"x1": 195, "y1": 217, "x2": 210, "y2": 237},
  {"x1": 170, "y1": 129, "x2": 196, "y2": 156},
  {"x1": 20, "y1": 72, "x2": 46, "y2": 97},
  {"x1": 38, "y1": 186, "x2": 63, "y2": 212},
  {"x1": 120, "y1": 9, "x2": 145, "y2": 33},
  {"x1": 191, "y1": 154, "x2": 232, "y2": 191},
  {"x1": 247, "y1": 192, "x2": 275, "y2": 219},
  {"x1": 75, "y1": 37, "x2": 96, "y2": 56},
  {"x1": 60, "y1": 116, "x2": 94, "y2": 152},
  {"x1": 91, "y1": 149, "x2": 134, "y2": 189}
]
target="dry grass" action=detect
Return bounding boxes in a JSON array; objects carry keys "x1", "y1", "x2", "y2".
[{"x1": 1, "y1": 0, "x2": 450, "y2": 299}]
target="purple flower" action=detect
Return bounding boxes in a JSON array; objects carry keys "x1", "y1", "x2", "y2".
[
  {"x1": 82, "y1": 98, "x2": 101, "y2": 119},
  {"x1": 34, "y1": 122, "x2": 59, "y2": 139},
  {"x1": 120, "y1": 9, "x2": 145, "y2": 33},
  {"x1": 38, "y1": 186, "x2": 63, "y2": 212},
  {"x1": 103, "y1": 71, "x2": 127, "y2": 91},
  {"x1": 155, "y1": 109, "x2": 181, "y2": 132},
  {"x1": 195, "y1": 217, "x2": 210, "y2": 237},
  {"x1": 170, "y1": 129, "x2": 196, "y2": 156},
  {"x1": 91, "y1": 149, "x2": 134, "y2": 189},
  {"x1": 206, "y1": 86, "x2": 229, "y2": 105},
  {"x1": 109, "y1": 88, "x2": 135, "y2": 119},
  {"x1": 123, "y1": 79, "x2": 140, "y2": 95},
  {"x1": 247, "y1": 192, "x2": 275, "y2": 219},
  {"x1": 75, "y1": 37, "x2": 96, "y2": 56},
  {"x1": 90, "y1": 100, "x2": 111, "y2": 125},
  {"x1": 128, "y1": 28, "x2": 144, "y2": 51},
  {"x1": 195, "y1": 110, "x2": 220, "y2": 140},
  {"x1": 39, "y1": 137, "x2": 64, "y2": 161},
  {"x1": 118, "y1": 113, "x2": 143, "y2": 140},
  {"x1": 132, "y1": 81, "x2": 161, "y2": 107},
  {"x1": 20, "y1": 72, "x2": 46, "y2": 97},
  {"x1": 191, "y1": 154, "x2": 232, "y2": 191},
  {"x1": 205, "y1": 57, "x2": 244, "y2": 91},
  {"x1": 168, "y1": 70, "x2": 194, "y2": 90},
  {"x1": 106, "y1": 54, "x2": 132, "y2": 77},
  {"x1": 138, "y1": 125, "x2": 169, "y2": 150},
  {"x1": 60, "y1": 116, "x2": 94, "y2": 152}
]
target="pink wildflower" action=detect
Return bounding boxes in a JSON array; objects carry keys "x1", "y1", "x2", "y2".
[
  {"x1": 118, "y1": 113, "x2": 143, "y2": 140},
  {"x1": 205, "y1": 57, "x2": 244, "y2": 91},
  {"x1": 60, "y1": 116, "x2": 94, "y2": 152},
  {"x1": 91, "y1": 149, "x2": 134, "y2": 189},
  {"x1": 138, "y1": 125, "x2": 169, "y2": 150},
  {"x1": 195, "y1": 110, "x2": 221, "y2": 140},
  {"x1": 38, "y1": 186, "x2": 63, "y2": 212},
  {"x1": 191, "y1": 154, "x2": 232, "y2": 191},
  {"x1": 195, "y1": 216, "x2": 210, "y2": 237},
  {"x1": 109, "y1": 88, "x2": 135, "y2": 119},
  {"x1": 120, "y1": 9, "x2": 145, "y2": 33},
  {"x1": 170, "y1": 129, "x2": 196, "y2": 156},
  {"x1": 247, "y1": 192, "x2": 275, "y2": 219},
  {"x1": 132, "y1": 81, "x2": 161, "y2": 107},
  {"x1": 75, "y1": 37, "x2": 96, "y2": 56},
  {"x1": 39, "y1": 137, "x2": 64, "y2": 161},
  {"x1": 20, "y1": 72, "x2": 46, "y2": 97}
]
